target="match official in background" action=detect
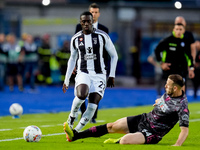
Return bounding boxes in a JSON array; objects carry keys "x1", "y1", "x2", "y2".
[
  {"x1": 174, "y1": 16, "x2": 196, "y2": 64},
  {"x1": 75, "y1": 3, "x2": 109, "y2": 34},
  {"x1": 155, "y1": 23, "x2": 195, "y2": 91},
  {"x1": 75, "y1": 3, "x2": 109, "y2": 123}
]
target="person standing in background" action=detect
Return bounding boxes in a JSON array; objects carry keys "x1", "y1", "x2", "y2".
[
  {"x1": 155, "y1": 23, "x2": 195, "y2": 91},
  {"x1": 56, "y1": 40, "x2": 71, "y2": 83},
  {"x1": 4, "y1": 34, "x2": 24, "y2": 91},
  {"x1": 75, "y1": 3, "x2": 109, "y2": 123},
  {"x1": 21, "y1": 34, "x2": 39, "y2": 90},
  {"x1": 75, "y1": 3, "x2": 109, "y2": 34},
  {"x1": 192, "y1": 41, "x2": 200, "y2": 99},
  {"x1": 37, "y1": 34, "x2": 52, "y2": 85},
  {"x1": 174, "y1": 16, "x2": 196, "y2": 64},
  {"x1": 0, "y1": 33, "x2": 7, "y2": 91}
]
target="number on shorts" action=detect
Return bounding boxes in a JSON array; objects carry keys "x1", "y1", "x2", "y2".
[{"x1": 98, "y1": 81, "x2": 105, "y2": 90}]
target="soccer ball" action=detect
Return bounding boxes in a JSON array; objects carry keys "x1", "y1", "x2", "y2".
[
  {"x1": 23, "y1": 125, "x2": 42, "y2": 142},
  {"x1": 9, "y1": 103, "x2": 23, "y2": 116}
]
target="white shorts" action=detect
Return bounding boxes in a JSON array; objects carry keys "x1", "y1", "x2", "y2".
[{"x1": 74, "y1": 71, "x2": 106, "y2": 98}]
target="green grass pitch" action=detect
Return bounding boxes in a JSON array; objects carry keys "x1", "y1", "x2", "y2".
[{"x1": 0, "y1": 102, "x2": 200, "y2": 150}]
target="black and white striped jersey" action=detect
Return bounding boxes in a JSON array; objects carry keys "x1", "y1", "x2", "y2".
[{"x1": 64, "y1": 29, "x2": 118, "y2": 86}]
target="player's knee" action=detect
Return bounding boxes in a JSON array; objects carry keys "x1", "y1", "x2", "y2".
[
  {"x1": 119, "y1": 138, "x2": 129, "y2": 145},
  {"x1": 77, "y1": 94, "x2": 87, "y2": 100},
  {"x1": 119, "y1": 135, "x2": 133, "y2": 145},
  {"x1": 120, "y1": 133, "x2": 145, "y2": 145},
  {"x1": 106, "y1": 122, "x2": 116, "y2": 133},
  {"x1": 76, "y1": 84, "x2": 89, "y2": 99},
  {"x1": 76, "y1": 91, "x2": 88, "y2": 100}
]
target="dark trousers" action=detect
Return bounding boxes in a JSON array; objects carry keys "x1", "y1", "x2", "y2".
[{"x1": 192, "y1": 69, "x2": 200, "y2": 98}]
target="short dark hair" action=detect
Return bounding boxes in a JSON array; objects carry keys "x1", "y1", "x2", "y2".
[
  {"x1": 168, "y1": 74, "x2": 185, "y2": 88},
  {"x1": 175, "y1": 23, "x2": 185, "y2": 28},
  {"x1": 88, "y1": 3, "x2": 100, "y2": 10},
  {"x1": 80, "y1": 11, "x2": 93, "y2": 19}
]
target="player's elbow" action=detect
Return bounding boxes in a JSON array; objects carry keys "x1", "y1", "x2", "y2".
[
  {"x1": 180, "y1": 126, "x2": 189, "y2": 133},
  {"x1": 111, "y1": 54, "x2": 118, "y2": 61}
]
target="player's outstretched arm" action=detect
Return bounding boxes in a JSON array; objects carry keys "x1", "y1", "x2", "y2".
[{"x1": 172, "y1": 126, "x2": 189, "y2": 146}]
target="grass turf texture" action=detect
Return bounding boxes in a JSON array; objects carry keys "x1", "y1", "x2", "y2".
[{"x1": 0, "y1": 103, "x2": 200, "y2": 150}]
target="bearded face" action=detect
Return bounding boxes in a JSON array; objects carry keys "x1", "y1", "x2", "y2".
[{"x1": 165, "y1": 79, "x2": 175, "y2": 96}]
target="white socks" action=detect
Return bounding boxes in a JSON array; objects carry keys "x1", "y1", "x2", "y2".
[
  {"x1": 69, "y1": 97, "x2": 98, "y2": 132},
  {"x1": 75, "y1": 103, "x2": 97, "y2": 132},
  {"x1": 69, "y1": 96, "x2": 85, "y2": 117}
]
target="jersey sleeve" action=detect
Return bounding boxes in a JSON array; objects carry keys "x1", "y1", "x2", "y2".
[
  {"x1": 64, "y1": 37, "x2": 78, "y2": 86},
  {"x1": 154, "y1": 38, "x2": 167, "y2": 62},
  {"x1": 178, "y1": 100, "x2": 189, "y2": 127},
  {"x1": 184, "y1": 42, "x2": 194, "y2": 68},
  {"x1": 104, "y1": 35, "x2": 118, "y2": 77}
]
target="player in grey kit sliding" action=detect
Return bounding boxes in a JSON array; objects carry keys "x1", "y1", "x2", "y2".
[{"x1": 64, "y1": 74, "x2": 189, "y2": 146}]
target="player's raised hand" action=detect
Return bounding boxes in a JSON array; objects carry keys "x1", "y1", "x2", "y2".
[
  {"x1": 153, "y1": 98, "x2": 160, "y2": 107},
  {"x1": 62, "y1": 83, "x2": 69, "y2": 93},
  {"x1": 107, "y1": 77, "x2": 115, "y2": 88}
]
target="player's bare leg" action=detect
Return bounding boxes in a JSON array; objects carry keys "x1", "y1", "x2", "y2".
[
  {"x1": 107, "y1": 117, "x2": 129, "y2": 134},
  {"x1": 67, "y1": 84, "x2": 88, "y2": 128},
  {"x1": 74, "y1": 93, "x2": 101, "y2": 132}
]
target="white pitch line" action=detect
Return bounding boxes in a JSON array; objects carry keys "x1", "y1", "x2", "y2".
[
  {"x1": 0, "y1": 133, "x2": 65, "y2": 142},
  {"x1": 190, "y1": 118, "x2": 200, "y2": 122},
  {"x1": 40, "y1": 125, "x2": 55, "y2": 127},
  {"x1": 96, "y1": 120, "x2": 106, "y2": 123},
  {"x1": 43, "y1": 133, "x2": 65, "y2": 137},
  {"x1": 0, "y1": 137, "x2": 23, "y2": 142},
  {"x1": 1, "y1": 124, "x2": 63, "y2": 132},
  {"x1": 0, "y1": 129, "x2": 12, "y2": 131},
  {"x1": 57, "y1": 124, "x2": 64, "y2": 126}
]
